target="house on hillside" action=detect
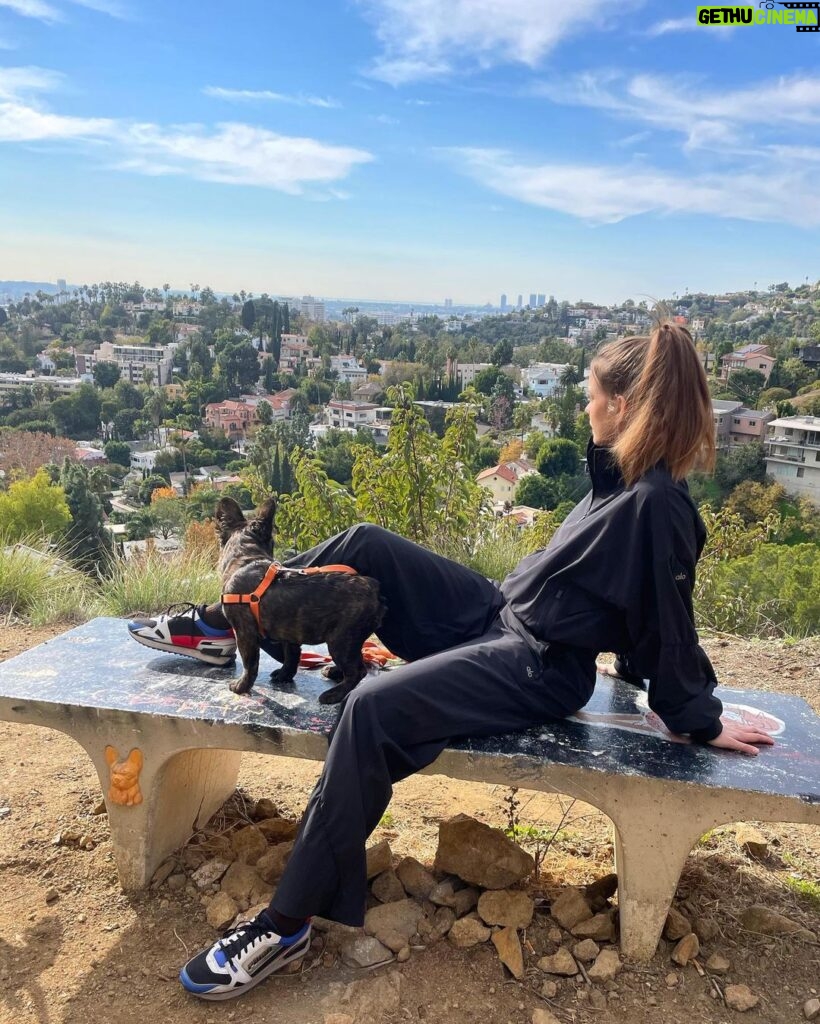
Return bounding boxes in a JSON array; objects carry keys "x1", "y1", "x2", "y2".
[
  {"x1": 719, "y1": 344, "x2": 775, "y2": 384},
  {"x1": 712, "y1": 400, "x2": 773, "y2": 449},
  {"x1": 476, "y1": 460, "x2": 538, "y2": 507},
  {"x1": 764, "y1": 415, "x2": 820, "y2": 507}
]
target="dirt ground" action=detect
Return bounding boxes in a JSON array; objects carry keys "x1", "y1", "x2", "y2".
[{"x1": 0, "y1": 625, "x2": 819, "y2": 1024}]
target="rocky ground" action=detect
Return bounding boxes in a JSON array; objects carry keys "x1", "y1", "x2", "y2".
[{"x1": 0, "y1": 625, "x2": 818, "y2": 1024}]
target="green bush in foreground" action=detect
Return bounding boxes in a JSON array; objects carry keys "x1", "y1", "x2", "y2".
[{"x1": 0, "y1": 540, "x2": 93, "y2": 625}]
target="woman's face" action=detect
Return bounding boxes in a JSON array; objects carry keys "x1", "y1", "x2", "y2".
[{"x1": 586, "y1": 373, "x2": 623, "y2": 446}]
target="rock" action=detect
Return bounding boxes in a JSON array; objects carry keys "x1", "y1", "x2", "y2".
[
  {"x1": 395, "y1": 857, "x2": 437, "y2": 900},
  {"x1": 220, "y1": 861, "x2": 263, "y2": 903},
  {"x1": 585, "y1": 873, "x2": 618, "y2": 911},
  {"x1": 741, "y1": 905, "x2": 814, "y2": 938},
  {"x1": 365, "y1": 839, "x2": 393, "y2": 880},
  {"x1": 166, "y1": 873, "x2": 187, "y2": 892},
  {"x1": 589, "y1": 988, "x2": 608, "y2": 1010},
  {"x1": 257, "y1": 818, "x2": 299, "y2": 844},
  {"x1": 532, "y1": 1009, "x2": 561, "y2": 1024},
  {"x1": 448, "y1": 916, "x2": 492, "y2": 948},
  {"x1": 665, "y1": 971, "x2": 680, "y2": 988},
  {"x1": 547, "y1": 926, "x2": 563, "y2": 945},
  {"x1": 571, "y1": 911, "x2": 615, "y2": 942},
  {"x1": 429, "y1": 906, "x2": 456, "y2": 941},
  {"x1": 706, "y1": 952, "x2": 731, "y2": 974},
  {"x1": 371, "y1": 870, "x2": 406, "y2": 904},
  {"x1": 191, "y1": 857, "x2": 231, "y2": 890},
  {"x1": 150, "y1": 860, "x2": 176, "y2": 887},
  {"x1": 572, "y1": 939, "x2": 600, "y2": 962},
  {"x1": 44, "y1": 888, "x2": 59, "y2": 904},
  {"x1": 537, "y1": 947, "x2": 578, "y2": 976},
  {"x1": 492, "y1": 926, "x2": 525, "y2": 979},
  {"x1": 253, "y1": 798, "x2": 279, "y2": 820},
  {"x1": 735, "y1": 825, "x2": 768, "y2": 860},
  {"x1": 804, "y1": 997, "x2": 820, "y2": 1020},
  {"x1": 429, "y1": 879, "x2": 457, "y2": 905},
  {"x1": 550, "y1": 888, "x2": 593, "y2": 930},
  {"x1": 364, "y1": 899, "x2": 424, "y2": 945},
  {"x1": 477, "y1": 889, "x2": 534, "y2": 930},
  {"x1": 664, "y1": 906, "x2": 692, "y2": 940},
  {"x1": 206, "y1": 892, "x2": 238, "y2": 930},
  {"x1": 345, "y1": 973, "x2": 403, "y2": 1019},
  {"x1": 255, "y1": 841, "x2": 294, "y2": 884},
  {"x1": 541, "y1": 980, "x2": 559, "y2": 998},
  {"x1": 230, "y1": 825, "x2": 268, "y2": 865},
  {"x1": 92, "y1": 798, "x2": 108, "y2": 816},
  {"x1": 397, "y1": 946, "x2": 410, "y2": 963},
  {"x1": 434, "y1": 814, "x2": 534, "y2": 890},
  {"x1": 725, "y1": 984, "x2": 760, "y2": 1012},
  {"x1": 588, "y1": 948, "x2": 622, "y2": 983},
  {"x1": 671, "y1": 932, "x2": 700, "y2": 966},
  {"x1": 694, "y1": 916, "x2": 719, "y2": 942},
  {"x1": 378, "y1": 929, "x2": 409, "y2": 954},
  {"x1": 451, "y1": 886, "x2": 480, "y2": 917},
  {"x1": 340, "y1": 934, "x2": 393, "y2": 969}
]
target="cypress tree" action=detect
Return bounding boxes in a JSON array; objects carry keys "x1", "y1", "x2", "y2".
[
  {"x1": 271, "y1": 445, "x2": 281, "y2": 493},
  {"x1": 59, "y1": 458, "x2": 113, "y2": 573},
  {"x1": 280, "y1": 450, "x2": 293, "y2": 494},
  {"x1": 282, "y1": 303, "x2": 290, "y2": 333}
]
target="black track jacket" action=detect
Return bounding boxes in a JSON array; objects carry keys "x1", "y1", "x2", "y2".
[{"x1": 501, "y1": 439, "x2": 723, "y2": 743}]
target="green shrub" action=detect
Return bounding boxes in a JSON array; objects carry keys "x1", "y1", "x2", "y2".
[
  {"x1": 95, "y1": 546, "x2": 220, "y2": 617},
  {"x1": 0, "y1": 540, "x2": 93, "y2": 624}
]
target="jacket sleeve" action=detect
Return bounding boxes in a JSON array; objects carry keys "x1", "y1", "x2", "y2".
[{"x1": 628, "y1": 489, "x2": 723, "y2": 743}]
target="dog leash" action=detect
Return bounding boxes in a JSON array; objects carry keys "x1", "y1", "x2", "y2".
[{"x1": 221, "y1": 562, "x2": 358, "y2": 636}]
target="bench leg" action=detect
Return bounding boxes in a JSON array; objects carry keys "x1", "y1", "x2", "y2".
[
  {"x1": 91, "y1": 742, "x2": 243, "y2": 890},
  {"x1": 610, "y1": 791, "x2": 717, "y2": 961}
]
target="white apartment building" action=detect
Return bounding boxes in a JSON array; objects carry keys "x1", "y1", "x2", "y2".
[
  {"x1": 325, "y1": 400, "x2": 378, "y2": 430},
  {"x1": 83, "y1": 340, "x2": 177, "y2": 385},
  {"x1": 0, "y1": 372, "x2": 85, "y2": 398},
  {"x1": 329, "y1": 355, "x2": 368, "y2": 385},
  {"x1": 764, "y1": 415, "x2": 820, "y2": 507},
  {"x1": 521, "y1": 362, "x2": 572, "y2": 398},
  {"x1": 445, "y1": 359, "x2": 492, "y2": 391}
]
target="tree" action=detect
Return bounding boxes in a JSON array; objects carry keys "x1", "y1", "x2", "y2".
[
  {"x1": 59, "y1": 459, "x2": 113, "y2": 572},
  {"x1": 725, "y1": 368, "x2": 766, "y2": 407},
  {"x1": 491, "y1": 339, "x2": 514, "y2": 366},
  {"x1": 515, "y1": 473, "x2": 560, "y2": 510},
  {"x1": 241, "y1": 300, "x2": 257, "y2": 332},
  {"x1": 104, "y1": 440, "x2": 132, "y2": 467},
  {"x1": 150, "y1": 495, "x2": 186, "y2": 539},
  {"x1": 0, "y1": 430, "x2": 77, "y2": 477},
  {"x1": 537, "y1": 438, "x2": 579, "y2": 478},
  {"x1": 0, "y1": 470, "x2": 71, "y2": 541},
  {"x1": 139, "y1": 473, "x2": 170, "y2": 505},
  {"x1": 93, "y1": 361, "x2": 122, "y2": 388},
  {"x1": 499, "y1": 439, "x2": 524, "y2": 463}
]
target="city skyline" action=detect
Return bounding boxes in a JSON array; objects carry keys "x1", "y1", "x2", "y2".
[{"x1": 0, "y1": 1, "x2": 818, "y2": 303}]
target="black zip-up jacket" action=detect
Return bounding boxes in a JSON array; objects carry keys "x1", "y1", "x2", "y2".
[{"x1": 500, "y1": 439, "x2": 723, "y2": 743}]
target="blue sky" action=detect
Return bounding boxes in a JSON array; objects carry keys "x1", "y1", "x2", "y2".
[{"x1": 0, "y1": 0, "x2": 818, "y2": 304}]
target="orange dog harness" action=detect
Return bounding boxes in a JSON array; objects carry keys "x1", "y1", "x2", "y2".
[{"x1": 221, "y1": 562, "x2": 358, "y2": 636}]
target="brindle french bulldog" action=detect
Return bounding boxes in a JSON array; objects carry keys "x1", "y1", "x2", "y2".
[{"x1": 215, "y1": 496, "x2": 386, "y2": 703}]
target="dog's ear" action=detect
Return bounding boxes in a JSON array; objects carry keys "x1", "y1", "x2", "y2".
[
  {"x1": 214, "y1": 496, "x2": 247, "y2": 545},
  {"x1": 248, "y1": 496, "x2": 276, "y2": 551}
]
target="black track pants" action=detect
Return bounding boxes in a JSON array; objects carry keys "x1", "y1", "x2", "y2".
[{"x1": 271, "y1": 525, "x2": 594, "y2": 926}]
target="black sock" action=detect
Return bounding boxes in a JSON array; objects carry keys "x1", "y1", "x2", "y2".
[
  {"x1": 262, "y1": 908, "x2": 307, "y2": 937},
  {"x1": 198, "y1": 603, "x2": 231, "y2": 630}
]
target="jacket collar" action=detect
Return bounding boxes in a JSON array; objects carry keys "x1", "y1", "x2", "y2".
[{"x1": 586, "y1": 437, "x2": 624, "y2": 494}]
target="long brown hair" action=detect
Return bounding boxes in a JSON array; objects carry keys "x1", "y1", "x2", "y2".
[{"x1": 590, "y1": 322, "x2": 715, "y2": 485}]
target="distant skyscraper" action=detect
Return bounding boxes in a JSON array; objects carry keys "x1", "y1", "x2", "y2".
[
  {"x1": 57, "y1": 279, "x2": 67, "y2": 303},
  {"x1": 517, "y1": 294, "x2": 523, "y2": 310},
  {"x1": 528, "y1": 293, "x2": 536, "y2": 308},
  {"x1": 500, "y1": 293, "x2": 507, "y2": 311},
  {"x1": 444, "y1": 297, "x2": 453, "y2": 309},
  {"x1": 537, "y1": 293, "x2": 545, "y2": 307},
  {"x1": 300, "y1": 295, "x2": 326, "y2": 322}
]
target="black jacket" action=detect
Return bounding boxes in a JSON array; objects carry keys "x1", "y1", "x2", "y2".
[{"x1": 500, "y1": 440, "x2": 723, "y2": 743}]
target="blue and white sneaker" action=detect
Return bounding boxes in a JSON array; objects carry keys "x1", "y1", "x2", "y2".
[
  {"x1": 180, "y1": 912, "x2": 311, "y2": 1001},
  {"x1": 127, "y1": 603, "x2": 237, "y2": 666}
]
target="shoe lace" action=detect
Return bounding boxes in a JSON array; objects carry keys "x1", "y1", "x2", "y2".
[
  {"x1": 217, "y1": 917, "x2": 274, "y2": 963},
  {"x1": 164, "y1": 602, "x2": 200, "y2": 620}
]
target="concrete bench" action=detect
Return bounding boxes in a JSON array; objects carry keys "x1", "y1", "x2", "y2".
[{"x1": 0, "y1": 617, "x2": 818, "y2": 961}]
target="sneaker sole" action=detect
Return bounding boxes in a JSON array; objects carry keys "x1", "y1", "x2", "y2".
[
  {"x1": 128, "y1": 630, "x2": 236, "y2": 667},
  {"x1": 180, "y1": 930, "x2": 312, "y2": 1001}
]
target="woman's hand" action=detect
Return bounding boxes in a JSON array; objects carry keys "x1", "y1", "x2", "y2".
[{"x1": 708, "y1": 718, "x2": 776, "y2": 756}]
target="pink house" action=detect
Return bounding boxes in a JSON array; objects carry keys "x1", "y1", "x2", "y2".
[{"x1": 720, "y1": 344, "x2": 775, "y2": 383}]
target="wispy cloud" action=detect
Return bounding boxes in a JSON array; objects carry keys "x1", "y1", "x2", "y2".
[
  {"x1": 66, "y1": 0, "x2": 130, "y2": 17},
  {"x1": 203, "y1": 86, "x2": 340, "y2": 109},
  {"x1": 357, "y1": 0, "x2": 643, "y2": 85},
  {"x1": 0, "y1": 0, "x2": 61, "y2": 22},
  {"x1": 534, "y1": 71, "x2": 820, "y2": 149},
  {"x1": 0, "y1": 67, "x2": 372, "y2": 196},
  {"x1": 445, "y1": 146, "x2": 820, "y2": 226},
  {"x1": 646, "y1": 16, "x2": 733, "y2": 36},
  {"x1": 373, "y1": 113, "x2": 399, "y2": 125}
]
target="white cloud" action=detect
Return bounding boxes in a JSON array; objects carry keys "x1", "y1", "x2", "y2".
[
  {"x1": 0, "y1": 0, "x2": 61, "y2": 20},
  {"x1": 0, "y1": 67, "x2": 372, "y2": 195},
  {"x1": 446, "y1": 147, "x2": 820, "y2": 226},
  {"x1": 357, "y1": 0, "x2": 642, "y2": 84},
  {"x1": 646, "y1": 16, "x2": 734, "y2": 36},
  {"x1": 0, "y1": 65, "x2": 64, "y2": 99},
  {"x1": 203, "y1": 86, "x2": 340, "y2": 108},
  {"x1": 535, "y1": 71, "x2": 820, "y2": 150},
  {"x1": 66, "y1": 0, "x2": 129, "y2": 17},
  {"x1": 373, "y1": 113, "x2": 399, "y2": 124}
]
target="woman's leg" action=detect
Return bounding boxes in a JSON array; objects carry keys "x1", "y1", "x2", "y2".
[
  {"x1": 271, "y1": 625, "x2": 594, "y2": 925},
  {"x1": 281, "y1": 523, "x2": 505, "y2": 662}
]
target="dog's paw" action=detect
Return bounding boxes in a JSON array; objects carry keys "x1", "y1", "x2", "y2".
[
  {"x1": 269, "y1": 668, "x2": 297, "y2": 686},
  {"x1": 321, "y1": 664, "x2": 344, "y2": 682},
  {"x1": 230, "y1": 676, "x2": 252, "y2": 695},
  {"x1": 318, "y1": 683, "x2": 353, "y2": 705}
]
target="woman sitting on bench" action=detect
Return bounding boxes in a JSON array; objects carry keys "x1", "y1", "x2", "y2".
[{"x1": 129, "y1": 322, "x2": 774, "y2": 1002}]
